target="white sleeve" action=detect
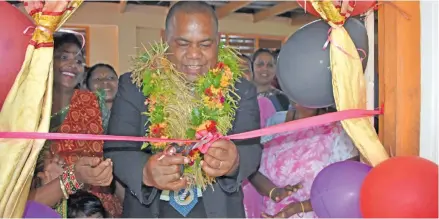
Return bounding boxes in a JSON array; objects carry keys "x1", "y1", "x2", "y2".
[
  {"x1": 329, "y1": 130, "x2": 359, "y2": 163},
  {"x1": 260, "y1": 111, "x2": 288, "y2": 144}
]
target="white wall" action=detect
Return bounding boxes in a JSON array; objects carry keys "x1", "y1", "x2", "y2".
[{"x1": 420, "y1": 1, "x2": 439, "y2": 163}]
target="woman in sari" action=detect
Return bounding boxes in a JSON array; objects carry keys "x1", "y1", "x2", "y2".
[
  {"x1": 248, "y1": 104, "x2": 359, "y2": 218},
  {"x1": 29, "y1": 33, "x2": 122, "y2": 217},
  {"x1": 86, "y1": 64, "x2": 118, "y2": 108},
  {"x1": 85, "y1": 63, "x2": 118, "y2": 129},
  {"x1": 243, "y1": 96, "x2": 276, "y2": 218},
  {"x1": 251, "y1": 49, "x2": 290, "y2": 112}
]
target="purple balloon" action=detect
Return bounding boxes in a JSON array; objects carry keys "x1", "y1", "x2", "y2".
[
  {"x1": 310, "y1": 160, "x2": 372, "y2": 218},
  {"x1": 23, "y1": 201, "x2": 61, "y2": 218}
]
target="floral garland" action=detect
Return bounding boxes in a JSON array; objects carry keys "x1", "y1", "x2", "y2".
[{"x1": 131, "y1": 42, "x2": 242, "y2": 189}]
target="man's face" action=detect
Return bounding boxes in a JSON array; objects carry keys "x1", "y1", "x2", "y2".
[{"x1": 167, "y1": 12, "x2": 219, "y2": 82}]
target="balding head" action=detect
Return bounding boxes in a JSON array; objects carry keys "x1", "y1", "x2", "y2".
[
  {"x1": 163, "y1": 1, "x2": 220, "y2": 82},
  {"x1": 165, "y1": 1, "x2": 218, "y2": 40}
]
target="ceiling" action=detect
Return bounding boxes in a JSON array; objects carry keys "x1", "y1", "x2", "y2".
[
  {"x1": 122, "y1": 1, "x2": 318, "y2": 24},
  {"x1": 6, "y1": 1, "x2": 320, "y2": 24},
  {"x1": 7, "y1": 1, "x2": 373, "y2": 24}
]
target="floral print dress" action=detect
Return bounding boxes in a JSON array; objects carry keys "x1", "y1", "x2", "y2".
[{"x1": 258, "y1": 111, "x2": 358, "y2": 218}]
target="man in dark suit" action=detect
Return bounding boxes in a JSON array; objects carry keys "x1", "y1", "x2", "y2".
[{"x1": 104, "y1": 1, "x2": 261, "y2": 217}]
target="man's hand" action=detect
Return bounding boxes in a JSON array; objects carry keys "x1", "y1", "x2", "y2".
[
  {"x1": 74, "y1": 157, "x2": 113, "y2": 186},
  {"x1": 201, "y1": 139, "x2": 239, "y2": 177},
  {"x1": 143, "y1": 153, "x2": 189, "y2": 191}
]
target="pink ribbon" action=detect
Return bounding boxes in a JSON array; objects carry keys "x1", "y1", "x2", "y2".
[
  {"x1": 323, "y1": 27, "x2": 367, "y2": 61},
  {"x1": 0, "y1": 109, "x2": 382, "y2": 144},
  {"x1": 195, "y1": 130, "x2": 224, "y2": 154}
]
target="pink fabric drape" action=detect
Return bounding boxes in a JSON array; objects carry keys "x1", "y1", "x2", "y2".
[
  {"x1": 258, "y1": 97, "x2": 276, "y2": 128},
  {"x1": 242, "y1": 97, "x2": 276, "y2": 218}
]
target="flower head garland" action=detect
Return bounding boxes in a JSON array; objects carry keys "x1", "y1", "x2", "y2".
[{"x1": 131, "y1": 42, "x2": 242, "y2": 189}]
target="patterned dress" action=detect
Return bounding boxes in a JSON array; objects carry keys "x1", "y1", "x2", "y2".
[
  {"x1": 242, "y1": 97, "x2": 276, "y2": 218},
  {"x1": 37, "y1": 89, "x2": 122, "y2": 217},
  {"x1": 256, "y1": 112, "x2": 358, "y2": 218}
]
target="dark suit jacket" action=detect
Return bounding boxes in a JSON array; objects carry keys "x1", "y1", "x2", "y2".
[{"x1": 104, "y1": 73, "x2": 262, "y2": 218}]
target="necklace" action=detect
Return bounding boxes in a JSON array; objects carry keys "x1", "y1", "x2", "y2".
[
  {"x1": 51, "y1": 105, "x2": 70, "y2": 118},
  {"x1": 131, "y1": 42, "x2": 242, "y2": 190}
]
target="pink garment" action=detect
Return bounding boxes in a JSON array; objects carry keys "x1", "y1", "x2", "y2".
[
  {"x1": 258, "y1": 120, "x2": 358, "y2": 218},
  {"x1": 242, "y1": 97, "x2": 276, "y2": 218},
  {"x1": 257, "y1": 97, "x2": 276, "y2": 128}
]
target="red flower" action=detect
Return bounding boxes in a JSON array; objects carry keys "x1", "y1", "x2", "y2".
[
  {"x1": 189, "y1": 148, "x2": 199, "y2": 157},
  {"x1": 204, "y1": 87, "x2": 213, "y2": 96},
  {"x1": 206, "y1": 121, "x2": 217, "y2": 133},
  {"x1": 189, "y1": 160, "x2": 195, "y2": 166},
  {"x1": 151, "y1": 124, "x2": 164, "y2": 137},
  {"x1": 152, "y1": 127, "x2": 161, "y2": 134},
  {"x1": 219, "y1": 96, "x2": 225, "y2": 104},
  {"x1": 217, "y1": 62, "x2": 225, "y2": 69}
]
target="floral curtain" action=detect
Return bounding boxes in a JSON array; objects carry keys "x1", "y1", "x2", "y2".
[
  {"x1": 310, "y1": 0, "x2": 389, "y2": 166},
  {"x1": 0, "y1": 1, "x2": 83, "y2": 217}
]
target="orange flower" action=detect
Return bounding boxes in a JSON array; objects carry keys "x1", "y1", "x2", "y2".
[
  {"x1": 210, "y1": 85, "x2": 220, "y2": 95},
  {"x1": 211, "y1": 68, "x2": 220, "y2": 75},
  {"x1": 150, "y1": 123, "x2": 167, "y2": 137},
  {"x1": 196, "y1": 120, "x2": 216, "y2": 132},
  {"x1": 220, "y1": 76, "x2": 230, "y2": 87},
  {"x1": 223, "y1": 66, "x2": 232, "y2": 78},
  {"x1": 149, "y1": 96, "x2": 157, "y2": 105}
]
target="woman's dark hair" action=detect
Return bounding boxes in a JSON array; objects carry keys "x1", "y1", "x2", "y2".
[
  {"x1": 54, "y1": 33, "x2": 83, "y2": 52},
  {"x1": 67, "y1": 191, "x2": 106, "y2": 218},
  {"x1": 251, "y1": 48, "x2": 275, "y2": 71},
  {"x1": 54, "y1": 33, "x2": 84, "y2": 90},
  {"x1": 273, "y1": 49, "x2": 281, "y2": 60},
  {"x1": 85, "y1": 63, "x2": 117, "y2": 87}
]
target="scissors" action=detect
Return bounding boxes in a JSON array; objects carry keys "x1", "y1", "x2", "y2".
[{"x1": 158, "y1": 136, "x2": 211, "y2": 176}]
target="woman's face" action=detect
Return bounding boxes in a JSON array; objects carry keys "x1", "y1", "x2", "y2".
[
  {"x1": 53, "y1": 43, "x2": 85, "y2": 89},
  {"x1": 253, "y1": 52, "x2": 276, "y2": 86},
  {"x1": 87, "y1": 66, "x2": 118, "y2": 102}
]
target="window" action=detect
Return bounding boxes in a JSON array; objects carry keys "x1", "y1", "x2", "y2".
[
  {"x1": 221, "y1": 34, "x2": 255, "y2": 56},
  {"x1": 221, "y1": 34, "x2": 284, "y2": 57},
  {"x1": 58, "y1": 26, "x2": 90, "y2": 66}
]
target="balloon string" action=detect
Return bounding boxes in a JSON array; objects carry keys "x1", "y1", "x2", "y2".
[
  {"x1": 0, "y1": 109, "x2": 382, "y2": 143},
  {"x1": 323, "y1": 27, "x2": 367, "y2": 62},
  {"x1": 23, "y1": 25, "x2": 85, "y2": 56}
]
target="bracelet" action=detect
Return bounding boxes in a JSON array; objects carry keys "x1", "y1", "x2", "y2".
[
  {"x1": 297, "y1": 201, "x2": 305, "y2": 218},
  {"x1": 268, "y1": 187, "x2": 277, "y2": 200},
  {"x1": 59, "y1": 177, "x2": 69, "y2": 199},
  {"x1": 60, "y1": 164, "x2": 84, "y2": 195}
]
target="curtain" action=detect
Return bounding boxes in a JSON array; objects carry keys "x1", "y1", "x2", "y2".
[
  {"x1": 0, "y1": 1, "x2": 83, "y2": 217},
  {"x1": 310, "y1": 0, "x2": 389, "y2": 166}
]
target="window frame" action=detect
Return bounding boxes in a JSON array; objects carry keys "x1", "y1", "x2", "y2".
[{"x1": 160, "y1": 30, "x2": 286, "y2": 56}]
